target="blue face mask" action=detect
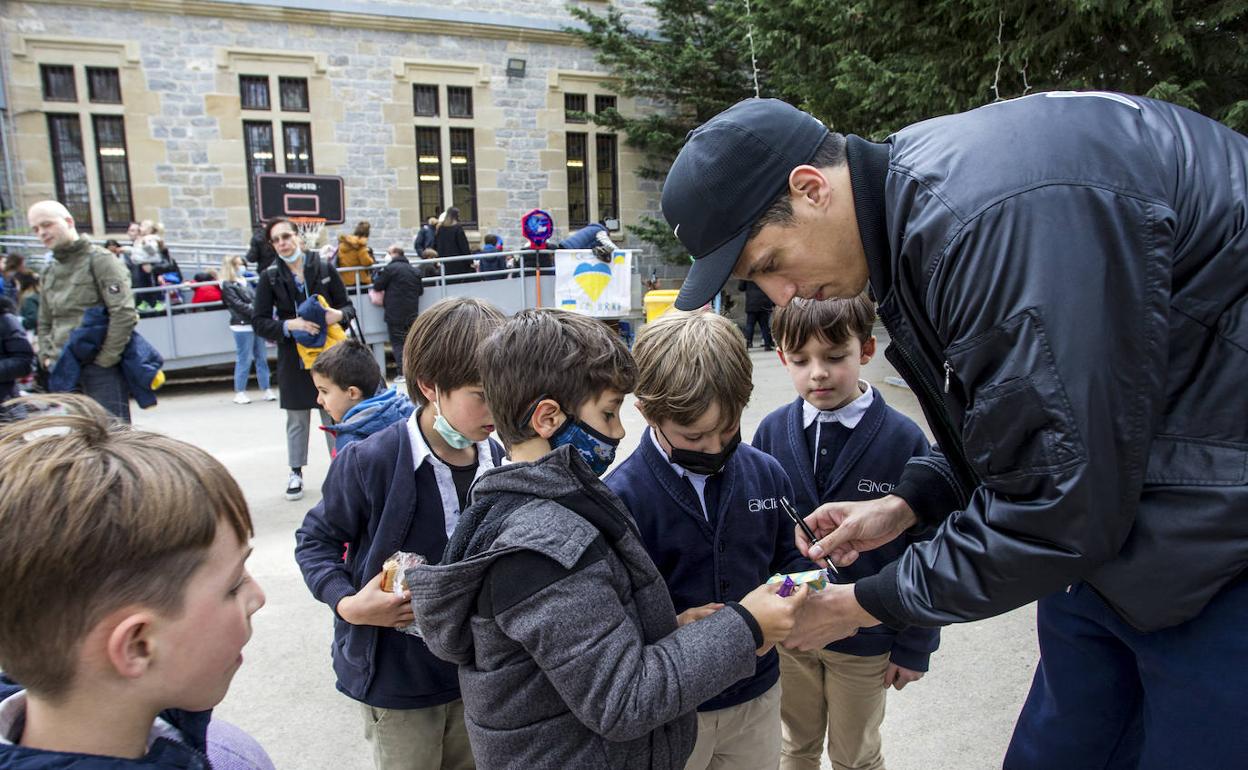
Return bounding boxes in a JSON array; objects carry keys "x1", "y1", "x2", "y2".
[
  {"x1": 551, "y1": 412, "x2": 621, "y2": 476},
  {"x1": 432, "y1": 387, "x2": 474, "y2": 450},
  {"x1": 279, "y1": 248, "x2": 303, "y2": 265}
]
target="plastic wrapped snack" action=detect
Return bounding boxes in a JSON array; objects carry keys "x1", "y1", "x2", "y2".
[
  {"x1": 767, "y1": 568, "x2": 830, "y2": 593},
  {"x1": 381, "y1": 551, "x2": 427, "y2": 636}
]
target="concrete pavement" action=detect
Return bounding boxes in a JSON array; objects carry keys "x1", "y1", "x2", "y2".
[{"x1": 133, "y1": 342, "x2": 1038, "y2": 769}]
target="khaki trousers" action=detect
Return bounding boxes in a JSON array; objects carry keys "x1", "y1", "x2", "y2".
[
  {"x1": 684, "y1": 682, "x2": 782, "y2": 770},
  {"x1": 359, "y1": 700, "x2": 475, "y2": 770},
  {"x1": 778, "y1": 648, "x2": 889, "y2": 770}
]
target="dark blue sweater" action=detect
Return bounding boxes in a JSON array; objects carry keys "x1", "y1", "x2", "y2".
[
  {"x1": 295, "y1": 420, "x2": 504, "y2": 708},
  {"x1": 752, "y1": 391, "x2": 940, "y2": 671},
  {"x1": 605, "y1": 432, "x2": 802, "y2": 712}
]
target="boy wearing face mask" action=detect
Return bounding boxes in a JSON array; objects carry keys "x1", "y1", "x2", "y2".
[
  {"x1": 296, "y1": 297, "x2": 506, "y2": 770},
  {"x1": 408, "y1": 309, "x2": 808, "y2": 770},
  {"x1": 605, "y1": 310, "x2": 807, "y2": 770}
]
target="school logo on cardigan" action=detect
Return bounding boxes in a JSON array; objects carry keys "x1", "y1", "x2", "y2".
[
  {"x1": 748, "y1": 497, "x2": 778, "y2": 512},
  {"x1": 857, "y1": 478, "x2": 896, "y2": 494}
]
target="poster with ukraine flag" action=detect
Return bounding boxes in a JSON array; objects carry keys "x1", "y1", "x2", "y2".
[{"x1": 554, "y1": 249, "x2": 632, "y2": 317}]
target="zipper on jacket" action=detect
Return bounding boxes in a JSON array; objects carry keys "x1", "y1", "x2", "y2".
[{"x1": 943, "y1": 361, "x2": 953, "y2": 393}]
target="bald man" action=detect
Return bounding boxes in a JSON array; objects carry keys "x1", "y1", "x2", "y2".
[{"x1": 29, "y1": 201, "x2": 138, "y2": 422}]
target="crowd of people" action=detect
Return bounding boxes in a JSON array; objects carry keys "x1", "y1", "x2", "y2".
[{"x1": 2, "y1": 88, "x2": 1245, "y2": 770}]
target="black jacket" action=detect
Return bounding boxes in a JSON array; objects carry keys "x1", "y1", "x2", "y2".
[
  {"x1": 246, "y1": 228, "x2": 277, "y2": 272},
  {"x1": 413, "y1": 223, "x2": 436, "y2": 254},
  {"x1": 847, "y1": 92, "x2": 1248, "y2": 634},
  {"x1": 434, "y1": 224, "x2": 472, "y2": 275},
  {"x1": 372, "y1": 255, "x2": 424, "y2": 327},
  {"x1": 252, "y1": 253, "x2": 354, "y2": 410},
  {"x1": 738, "y1": 281, "x2": 774, "y2": 313},
  {"x1": 0, "y1": 310, "x2": 33, "y2": 399},
  {"x1": 221, "y1": 280, "x2": 255, "y2": 326}
]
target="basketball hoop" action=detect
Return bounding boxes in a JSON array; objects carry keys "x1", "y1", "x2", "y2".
[{"x1": 290, "y1": 216, "x2": 327, "y2": 249}]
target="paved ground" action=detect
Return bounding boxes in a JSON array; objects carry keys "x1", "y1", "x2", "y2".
[{"x1": 134, "y1": 338, "x2": 1038, "y2": 769}]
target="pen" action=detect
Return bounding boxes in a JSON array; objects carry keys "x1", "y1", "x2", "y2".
[{"x1": 780, "y1": 496, "x2": 839, "y2": 578}]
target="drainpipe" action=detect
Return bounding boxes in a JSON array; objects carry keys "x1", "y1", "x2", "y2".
[{"x1": 0, "y1": 38, "x2": 19, "y2": 232}]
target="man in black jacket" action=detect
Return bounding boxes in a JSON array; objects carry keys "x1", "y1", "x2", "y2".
[
  {"x1": 373, "y1": 245, "x2": 424, "y2": 375},
  {"x1": 662, "y1": 95, "x2": 1248, "y2": 767}
]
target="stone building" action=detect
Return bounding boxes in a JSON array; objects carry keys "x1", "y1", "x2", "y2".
[{"x1": 0, "y1": 0, "x2": 663, "y2": 252}]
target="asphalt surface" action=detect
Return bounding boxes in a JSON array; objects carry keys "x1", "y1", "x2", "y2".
[{"x1": 134, "y1": 339, "x2": 1038, "y2": 769}]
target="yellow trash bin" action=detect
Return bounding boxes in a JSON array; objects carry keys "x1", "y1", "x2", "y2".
[{"x1": 643, "y1": 289, "x2": 681, "y2": 323}]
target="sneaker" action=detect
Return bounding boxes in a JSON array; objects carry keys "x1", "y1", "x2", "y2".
[
  {"x1": 263, "y1": 388, "x2": 278, "y2": 401},
  {"x1": 285, "y1": 472, "x2": 304, "y2": 501},
  {"x1": 233, "y1": 391, "x2": 251, "y2": 405}
]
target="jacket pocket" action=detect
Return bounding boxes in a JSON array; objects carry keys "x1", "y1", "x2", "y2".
[
  {"x1": 1144, "y1": 435, "x2": 1248, "y2": 486},
  {"x1": 946, "y1": 308, "x2": 1084, "y2": 490}
]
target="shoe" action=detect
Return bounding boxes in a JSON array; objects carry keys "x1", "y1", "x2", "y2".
[
  {"x1": 285, "y1": 472, "x2": 304, "y2": 501},
  {"x1": 263, "y1": 388, "x2": 278, "y2": 401},
  {"x1": 763, "y1": 345, "x2": 774, "y2": 351},
  {"x1": 233, "y1": 391, "x2": 251, "y2": 404}
]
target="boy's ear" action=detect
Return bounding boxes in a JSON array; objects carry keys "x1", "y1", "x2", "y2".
[
  {"x1": 530, "y1": 398, "x2": 565, "y2": 439},
  {"x1": 860, "y1": 335, "x2": 877, "y2": 363},
  {"x1": 347, "y1": 385, "x2": 364, "y2": 401},
  {"x1": 104, "y1": 610, "x2": 157, "y2": 680},
  {"x1": 416, "y1": 379, "x2": 437, "y2": 404},
  {"x1": 776, "y1": 348, "x2": 789, "y2": 366}
]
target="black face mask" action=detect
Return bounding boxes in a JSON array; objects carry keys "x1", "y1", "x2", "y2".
[{"x1": 659, "y1": 428, "x2": 742, "y2": 476}]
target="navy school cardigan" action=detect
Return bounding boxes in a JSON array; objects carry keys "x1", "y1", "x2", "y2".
[
  {"x1": 605, "y1": 431, "x2": 804, "y2": 712},
  {"x1": 294, "y1": 420, "x2": 505, "y2": 708},
  {"x1": 752, "y1": 390, "x2": 940, "y2": 671}
]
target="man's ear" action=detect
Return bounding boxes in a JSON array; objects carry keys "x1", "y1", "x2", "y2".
[
  {"x1": 788, "y1": 165, "x2": 832, "y2": 212},
  {"x1": 860, "y1": 335, "x2": 877, "y2": 363},
  {"x1": 530, "y1": 398, "x2": 566, "y2": 439},
  {"x1": 104, "y1": 611, "x2": 157, "y2": 680}
]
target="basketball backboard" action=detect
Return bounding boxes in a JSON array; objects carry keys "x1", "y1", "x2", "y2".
[{"x1": 256, "y1": 173, "x2": 345, "y2": 224}]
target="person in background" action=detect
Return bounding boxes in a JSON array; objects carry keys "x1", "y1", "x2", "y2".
[
  {"x1": 418, "y1": 248, "x2": 442, "y2": 279},
  {"x1": 373, "y1": 244, "x2": 424, "y2": 377},
  {"x1": 739, "y1": 280, "x2": 775, "y2": 351},
  {"x1": 556, "y1": 217, "x2": 620, "y2": 262},
  {"x1": 433, "y1": 207, "x2": 472, "y2": 276},
  {"x1": 191, "y1": 270, "x2": 223, "y2": 305},
  {"x1": 476, "y1": 234, "x2": 507, "y2": 280},
  {"x1": 338, "y1": 220, "x2": 375, "y2": 290},
  {"x1": 0, "y1": 296, "x2": 34, "y2": 400},
  {"x1": 247, "y1": 223, "x2": 278, "y2": 272},
  {"x1": 16, "y1": 273, "x2": 39, "y2": 333},
  {"x1": 2, "y1": 254, "x2": 31, "y2": 301},
  {"x1": 221, "y1": 254, "x2": 275, "y2": 406},
  {"x1": 414, "y1": 216, "x2": 438, "y2": 255}
]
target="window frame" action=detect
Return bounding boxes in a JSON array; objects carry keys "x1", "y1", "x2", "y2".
[
  {"x1": 242, "y1": 120, "x2": 276, "y2": 226},
  {"x1": 566, "y1": 132, "x2": 590, "y2": 229},
  {"x1": 40, "y1": 64, "x2": 77, "y2": 102},
  {"x1": 90, "y1": 114, "x2": 135, "y2": 231},
  {"x1": 564, "y1": 93, "x2": 587, "y2": 123},
  {"x1": 446, "y1": 86, "x2": 473, "y2": 119},
  {"x1": 595, "y1": 133, "x2": 620, "y2": 223},
  {"x1": 414, "y1": 125, "x2": 444, "y2": 223},
  {"x1": 239, "y1": 74, "x2": 271, "y2": 111},
  {"x1": 448, "y1": 127, "x2": 478, "y2": 228},
  {"x1": 281, "y1": 121, "x2": 315, "y2": 174},
  {"x1": 278, "y1": 76, "x2": 310, "y2": 113},
  {"x1": 46, "y1": 113, "x2": 92, "y2": 230},
  {"x1": 85, "y1": 67, "x2": 122, "y2": 105},
  {"x1": 413, "y1": 83, "x2": 439, "y2": 118}
]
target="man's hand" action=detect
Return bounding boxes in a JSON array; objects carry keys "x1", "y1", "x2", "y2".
[
  {"x1": 336, "y1": 572, "x2": 415, "y2": 629},
  {"x1": 782, "y1": 583, "x2": 879, "y2": 651},
  {"x1": 676, "y1": 602, "x2": 724, "y2": 627},
  {"x1": 324, "y1": 307, "x2": 344, "y2": 325},
  {"x1": 883, "y1": 663, "x2": 925, "y2": 691},
  {"x1": 799, "y1": 495, "x2": 918, "y2": 568},
  {"x1": 286, "y1": 318, "x2": 321, "y2": 335},
  {"x1": 739, "y1": 581, "x2": 809, "y2": 655}
]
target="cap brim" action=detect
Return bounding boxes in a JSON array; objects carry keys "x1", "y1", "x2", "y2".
[{"x1": 674, "y1": 227, "x2": 750, "y2": 311}]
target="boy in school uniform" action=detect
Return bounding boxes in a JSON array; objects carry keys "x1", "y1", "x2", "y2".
[
  {"x1": 0, "y1": 395, "x2": 268, "y2": 768},
  {"x1": 752, "y1": 295, "x2": 940, "y2": 770},
  {"x1": 606, "y1": 310, "x2": 807, "y2": 770},
  {"x1": 312, "y1": 340, "x2": 414, "y2": 453},
  {"x1": 296, "y1": 298, "x2": 507, "y2": 770},
  {"x1": 408, "y1": 309, "x2": 807, "y2": 770}
]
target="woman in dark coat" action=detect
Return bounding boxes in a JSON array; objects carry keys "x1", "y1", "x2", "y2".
[
  {"x1": 372, "y1": 244, "x2": 424, "y2": 376},
  {"x1": 252, "y1": 218, "x2": 355, "y2": 500},
  {"x1": 433, "y1": 206, "x2": 472, "y2": 275}
]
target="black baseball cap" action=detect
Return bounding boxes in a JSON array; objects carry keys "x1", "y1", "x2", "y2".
[{"x1": 662, "y1": 99, "x2": 829, "y2": 311}]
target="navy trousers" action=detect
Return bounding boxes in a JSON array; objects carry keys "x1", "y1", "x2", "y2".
[{"x1": 1005, "y1": 575, "x2": 1248, "y2": 770}]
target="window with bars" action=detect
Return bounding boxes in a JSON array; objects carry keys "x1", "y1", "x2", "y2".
[
  {"x1": 449, "y1": 128, "x2": 477, "y2": 226},
  {"x1": 239, "y1": 75, "x2": 270, "y2": 110},
  {"x1": 282, "y1": 123, "x2": 314, "y2": 174},
  {"x1": 47, "y1": 114, "x2": 91, "y2": 229},
  {"x1": 594, "y1": 95, "x2": 617, "y2": 115},
  {"x1": 413, "y1": 84, "x2": 438, "y2": 117},
  {"x1": 41, "y1": 65, "x2": 76, "y2": 102},
  {"x1": 415, "y1": 127, "x2": 443, "y2": 222},
  {"x1": 279, "y1": 77, "x2": 309, "y2": 112},
  {"x1": 566, "y1": 132, "x2": 589, "y2": 228},
  {"x1": 91, "y1": 115, "x2": 134, "y2": 230},
  {"x1": 243, "y1": 121, "x2": 275, "y2": 225},
  {"x1": 447, "y1": 86, "x2": 473, "y2": 119},
  {"x1": 596, "y1": 134, "x2": 619, "y2": 222},
  {"x1": 565, "y1": 93, "x2": 587, "y2": 123},
  {"x1": 86, "y1": 67, "x2": 121, "y2": 104}
]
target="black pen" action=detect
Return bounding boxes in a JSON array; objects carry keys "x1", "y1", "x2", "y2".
[{"x1": 780, "y1": 496, "x2": 839, "y2": 578}]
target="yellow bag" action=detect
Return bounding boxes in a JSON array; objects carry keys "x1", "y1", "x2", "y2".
[{"x1": 296, "y1": 295, "x2": 347, "y2": 369}]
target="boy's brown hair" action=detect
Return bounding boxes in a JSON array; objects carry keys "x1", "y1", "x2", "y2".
[
  {"x1": 0, "y1": 395, "x2": 252, "y2": 699},
  {"x1": 770, "y1": 293, "x2": 876, "y2": 353},
  {"x1": 631, "y1": 310, "x2": 752, "y2": 429},
  {"x1": 312, "y1": 339, "x2": 382, "y2": 396},
  {"x1": 403, "y1": 297, "x2": 506, "y2": 405},
  {"x1": 479, "y1": 309, "x2": 636, "y2": 448}
]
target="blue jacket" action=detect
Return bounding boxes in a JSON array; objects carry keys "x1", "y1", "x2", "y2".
[
  {"x1": 0, "y1": 311, "x2": 34, "y2": 400},
  {"x1": 0, "y1": 676, "x2": 211, "y2": 769},
  {"x1": 605, "y1": 433, "x2": 802, "y2": 711},
  {"x1": 323, "y1": 386, "x2": 415, "y2": 452},
  {"x1": 752, "y1": 391, "x2": 940, "y2": 671},
  {"x1": 48, "y1": 306, "x2": 163, "y2": 409},
  {"x1": 294, "y1": 419, "x2": 505, "y2": 708},
  {"x1": 556, "y1": 223, "x2": 607, "y2": 250}
]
